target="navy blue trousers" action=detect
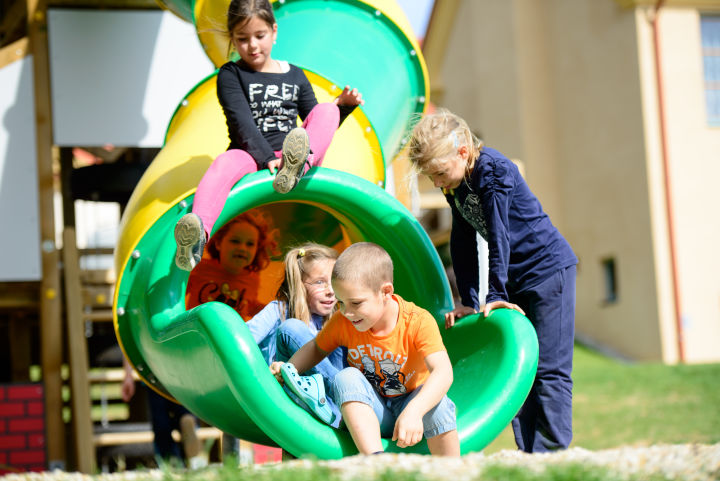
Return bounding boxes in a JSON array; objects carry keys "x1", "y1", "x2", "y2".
[
  {"x1": 147, "y1": 387, "x2": 192, "y2": 460},
  {"x1": 509, "y1": 265, "x2": 576, "y2": 452}
]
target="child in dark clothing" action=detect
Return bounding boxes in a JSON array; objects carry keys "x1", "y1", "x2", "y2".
[
  {"x1": 407, "y1": 109, "x2": 578, "y2": 453},
  {"x1": 174, "y1": 0, "x2": 363, "y2": 272}
]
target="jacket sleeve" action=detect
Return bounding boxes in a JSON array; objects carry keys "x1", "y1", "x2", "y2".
[
  {"x1": 217, "y1": 65, "x2": 277, "y2": 168},
  {"x1": 338, "y1": 104, "x2": 356, "y2": 125},
  {"x1": 448, "y1": 196, "x2": 481, "y2": 309},
  {"x1": 294, "y1": 67, "x2": 357, "y2": 125},
  {"x1": 245, "y1": 301, "x2": 282, "y2": 344},
  {"x1": 479, "y1": 159, "x2": 514, "y2": 304},
  {"x1": 295, "y1": 68, "x2": 319, "y2": 121}
]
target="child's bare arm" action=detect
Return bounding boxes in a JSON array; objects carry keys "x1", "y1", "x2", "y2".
[
  {"x1": 392, "y1": 351, "x2": 453, "y2": 448},
  {"x1": 268, "y1": 340, "x2": 329, "y2": 383}
]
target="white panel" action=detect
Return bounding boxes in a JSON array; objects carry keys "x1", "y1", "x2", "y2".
[
  {"x1": 0, "y1": 56, "x2": 42, "y2": 281},
  {"x1": 48, "y1": 9, "x2": 214, "y2": 147}
]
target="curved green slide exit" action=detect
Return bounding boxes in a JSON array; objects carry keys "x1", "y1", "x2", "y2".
[
  {"x1": 113, "y1": 0, "x2": 539, "y2": 458},
  {"x1": 115, "y1": 169, "x2": 539, "y2": 457}
]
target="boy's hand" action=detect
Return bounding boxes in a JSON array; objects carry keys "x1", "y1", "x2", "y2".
[
  {"x1": 269, "y1": 361, "x2": 285, "y2": 384},
  {"x1": 444, "y1": 305, "x2": 477, "y2": 329},
  {"x1": 483, "y1": 300, "x2": 525, "y2": 317},
  {"x1": 267, "y1": 159, "x2": 282, "y2": 174},
  {"x1": 334, "y1": 85, "x2": 364, "y2": 106},
  {"x1": 392, "y1": 408, "x2": 424, "y2": 448}
]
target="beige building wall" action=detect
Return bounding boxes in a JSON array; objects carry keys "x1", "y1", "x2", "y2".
[
  {"x1": 643, "y1": 7, "x2": 720, "y2": 363},
  {"x1": 427, "y1": 0, "x2": 720, "y2": 363}
]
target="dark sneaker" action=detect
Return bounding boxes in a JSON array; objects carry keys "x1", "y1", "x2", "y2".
[
  {"x1": 273, "y1": 127, "x2": 310, "y2": 194},
  {"x1": 174, "y1": 213, "x2": 206, "y2": 271}
]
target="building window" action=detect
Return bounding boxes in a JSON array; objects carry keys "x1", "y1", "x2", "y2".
[
  {"x1": 602, "y1": 258, "x2": 618, "y2": 304},
  {"x1": 701, "y1": 15, "x2": 720, "y2": 126}
]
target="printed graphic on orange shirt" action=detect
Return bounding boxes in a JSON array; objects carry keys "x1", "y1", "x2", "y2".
[
  {"x1": 199, "y1": 282, "x2": 248, "y2": 314},
  {"x1": 349, "y1": 345, "x2": 415, "y2": 397}
]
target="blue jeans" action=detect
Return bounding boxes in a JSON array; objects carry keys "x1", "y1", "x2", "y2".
[
  {"x1": 275, "y1": 318, "x2": 347, "y2": 427},
  {"x1": 510, "y1": 265, "x2": 576, "y2": 452},
  {"x1": 332, "y1": 367, "x2": 457, "y2": 439}
]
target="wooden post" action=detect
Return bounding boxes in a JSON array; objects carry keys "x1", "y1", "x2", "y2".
[
  {"x1": 62, "y1": 227, "x2": 96, "y2": 473},
  {"x1": 60, "y1": 148, "x2": 96, "y2": 473},
  {"x1": 27, "y1": 0, "x2": 67, "y2": 469}
]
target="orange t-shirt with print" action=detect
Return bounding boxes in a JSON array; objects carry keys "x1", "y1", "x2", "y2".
[
  {"x1": 315, "y1": 294, "x2": 446, "y2": 398},
  {"x1": 185, "y1": 258, "x2": 263, "y2": 321}
]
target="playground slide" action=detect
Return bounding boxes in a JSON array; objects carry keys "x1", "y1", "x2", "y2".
[{"x1": 113, "y1": 0, "x2": 539, "y2": 458}]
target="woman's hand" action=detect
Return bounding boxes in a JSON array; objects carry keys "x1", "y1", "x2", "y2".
[
  {"x1": 444, "y1": 305, "x2": 477, "y2": 329},
  {"x1": 483, "y1": 300, "x2": 525, "y2": 317},
  {"x1": 267, "y1": 158, "x2": 282, "y2": 174},
  {"x1": 269, "y1": 361, "x2": 285, "y2": 384},
  {"x1": 334, "y1": 85, "x2": 364, "y2": 106}
]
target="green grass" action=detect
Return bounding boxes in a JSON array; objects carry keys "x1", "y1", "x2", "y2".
[{"x1": 484, "y1": 344, "x2": 720, "y2": 452}]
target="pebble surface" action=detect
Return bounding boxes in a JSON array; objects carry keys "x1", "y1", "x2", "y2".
[{"x1": 1, "y1": 444, "x2": 718, "y2": 481}]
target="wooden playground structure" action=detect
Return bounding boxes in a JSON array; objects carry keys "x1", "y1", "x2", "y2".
[{"x1": 0, "y1": 0, "x2": 454, "y2": 472}]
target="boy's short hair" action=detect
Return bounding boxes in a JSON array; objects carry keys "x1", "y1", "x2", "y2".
[{"x1": 333, "y1": 242, "x2": 393, "y2": 291}]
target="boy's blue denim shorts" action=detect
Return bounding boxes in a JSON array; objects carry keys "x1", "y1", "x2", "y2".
[{"x1": 331, "y1": 367, "x2": 457, "y2": 438}]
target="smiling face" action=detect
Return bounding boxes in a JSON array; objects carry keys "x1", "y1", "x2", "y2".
[
  {"x1": 422, "y1": 145, "x2": 470, "y2": 190},
  {"x1": 231, "y1": 15, "x2": 277, "y2": 72},
  {"x1": 332, "y1": 279, "x2": 394, "y2": 333},
  {"x1": 302, "y1": 258, "x2": 337, "y2": 317},
  {"x1": 217, "y1": 221, "x2": 259, "y2": 274}
]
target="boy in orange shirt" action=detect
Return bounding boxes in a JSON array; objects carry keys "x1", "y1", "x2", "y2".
[{"x1": 270, "y1": 242, "x2": 459, "y2": 456}]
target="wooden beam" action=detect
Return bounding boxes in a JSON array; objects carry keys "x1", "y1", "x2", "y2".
[
  {"x1": 26, "y1": 0, "x2": 66, "y2": 470},
  {"x1": 93, "y1": 426, "x2": 222, "y2": 447},
  {"x1": 47, "y1": 0, "x2": 160, "y2": 8},
  {"x1": 0, "y1": 281, "x2": 39, "y2": 309},
  {"x1": 62, "y1": 227, "x2": 96, "y2": 473},
  {"x1": 0, "y1": 36, "x2": 28, "y2": 69}
]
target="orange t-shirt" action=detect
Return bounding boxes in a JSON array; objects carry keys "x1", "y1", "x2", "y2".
[
  {"x1": 185, "y1": 258, "x2": 263, "y2": 320},
  {"x1": 315, "y1": 294, "x2": 446, "y2": 397}
]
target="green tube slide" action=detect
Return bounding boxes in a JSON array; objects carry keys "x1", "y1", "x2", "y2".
[
  {"x1": 113, "y1": 0, "x2": 539, "y2": 458},
  {"x1": 115, "y1": 169, "x2": 539, "y2": 457}
]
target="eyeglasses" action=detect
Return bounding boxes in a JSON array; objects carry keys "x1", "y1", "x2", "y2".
[{"x1": 303, "y1": 279, "x2": 331, "y2": 291}]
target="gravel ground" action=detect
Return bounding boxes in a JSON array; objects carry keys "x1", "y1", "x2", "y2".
[{"x1": 1, "y1": 444, "x2": 718, "y2": 481}]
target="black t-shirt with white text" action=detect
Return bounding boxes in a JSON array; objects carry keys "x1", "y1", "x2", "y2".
[{"x1": 216, "y1": 60, "x2": 317, "y2": 169}]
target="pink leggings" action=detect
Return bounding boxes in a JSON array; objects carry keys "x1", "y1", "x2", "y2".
[{"x1": 192, "y1": 103, "x2": 340, "y2": 237}]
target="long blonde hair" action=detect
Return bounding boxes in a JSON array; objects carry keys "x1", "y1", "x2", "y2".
[
  {"x1": 276, "y1": 243, "x2": 338, "y2": 325},
  {"x1": 406, "y1": 108, "x2": 483, "y2": 174}
]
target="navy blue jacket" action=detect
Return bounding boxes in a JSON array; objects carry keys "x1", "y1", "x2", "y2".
[{"x1": 445, "y1": 147, "x2": 577, "y2": 308}]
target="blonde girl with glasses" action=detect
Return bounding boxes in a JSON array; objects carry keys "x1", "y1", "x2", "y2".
[{"x1": 246, "y1": 242, "x2": 347, "y2": 426}]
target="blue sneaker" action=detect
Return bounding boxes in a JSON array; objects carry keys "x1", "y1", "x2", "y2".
[
  {"x1": 280, "y1": 363, "x2": 335, "y2": 425},
  {"x1": 174, "y1": 213, "x2": 206, "y2": 271}
]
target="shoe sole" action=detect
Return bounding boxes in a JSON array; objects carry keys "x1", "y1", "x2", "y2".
[
  {"x1": 274, "y1": 127, "x2": 309, "y2": 194},
  {"x1": 174, "y1": 214, "x2": 204, "y2": 271}
]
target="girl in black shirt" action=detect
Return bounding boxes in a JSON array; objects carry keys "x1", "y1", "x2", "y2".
[{"x1": 174, "y1": 0, "x2": 363, "y2": 272}]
